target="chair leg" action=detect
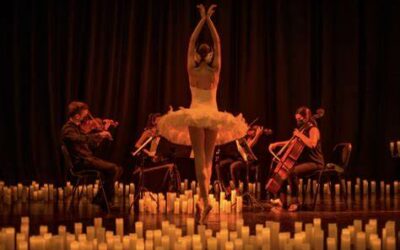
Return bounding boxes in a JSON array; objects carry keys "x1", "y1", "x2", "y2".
[
  {"x1": 98, "y1": 174, "x2": 110, "y2": 213},
  {"x1": 68, "y1": 177, "x2": 81, "y2": 211},
  {"x1": 313, "y1": 171, "x2": 324, "y2": 210}
]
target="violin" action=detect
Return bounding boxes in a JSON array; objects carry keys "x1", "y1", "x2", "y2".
[
  {"x1": 265, "y1": 109, "x2": 324, "y2": 194},
  {"x1": 81, "y1": 113, "x2": 119, "y2": 140}
]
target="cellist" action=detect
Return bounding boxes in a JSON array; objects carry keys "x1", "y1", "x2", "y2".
[{"x1": 268, "y1": 106, "x2": 324, "y2": 212}]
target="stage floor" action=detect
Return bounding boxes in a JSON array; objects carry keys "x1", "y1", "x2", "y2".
[{"x1": 1, "y1": 194, "x2": 399, "y2": 235}]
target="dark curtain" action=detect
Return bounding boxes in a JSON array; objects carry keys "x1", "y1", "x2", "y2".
[{"x1": 1, "y1": 0, "x2": 399, "y2": 185}]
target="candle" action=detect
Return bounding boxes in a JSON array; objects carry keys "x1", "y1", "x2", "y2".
[
  {"x1": 295, "y1": 222, "x2": 303, "y2": 233},
  {"x1": 207, "y1": 237, "x2": 217, "y2": 250},
  {"x1": 380, "y1": 181, "x2": 385, "y2": 195},
  {"x1": 356, "y1": 232, "x2": 366, "y2": 250},
  {"x1": 234, "y1": 238, "x2": 243, "y2": 250},
  {"x1": 370, "y1": 238, "x2": 381, "y2": 250},
  {"x1": 390, "y1": 142, "x2": 395, "y2": 156},
  {"x1": 187, "y1": 218, "x2": 195, "y2": 236},
  {"x1": 328, "y1": 224, "x2": 337, "y2": 243},
  {"x1": 74, "y1": 223, "x2": 82, "y2": 239},
  {"x1": 161, "y1": 235, "x2": 170, "y2": 250},
  {"x1": 225, "y1": 241, "x2": 234, "y2": 250},
  {"x1": 116, "y1": 218, "x2": 124, "y2": 240},
  {"x1": 341, "y1": 230, "x2": 351, "y2": 250},
  {"x1": 154, "y1": 230, "x2": 162, "y2": 247},
  {"x1": 241, "y1": 226, "x2": 250, "y2": 246},
  {"x1": 314, "y1": 229, "x2": 324, "y2": 250},
  {"x1": 327, "y1": 237, "x2": 336, "y2": 250},
  {"x1": 136, "y1": 222, "x2": 143, "y2": 238},
  {"x1": 386, "y1": 184, "x2": 390, "y2": 196},
  {"x1": 371, "y1": 181, "x2": 376, "y2": 194},
  {"x1": 397, "y1": 141, "x2": 400, "y2": 155},
  {"x1": 86, "y1": 226, "x2": 95, "y2": 241}
]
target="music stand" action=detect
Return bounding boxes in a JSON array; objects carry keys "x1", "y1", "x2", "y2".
[
  {"x1": 236, "y1": 139, "x2": 264, "y2": 210},
  {"x1": 129, "y1": 136, "x2": 182, "y2": 210}
]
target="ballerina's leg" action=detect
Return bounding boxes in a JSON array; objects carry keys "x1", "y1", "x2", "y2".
[
  {"x1": 204, "y1": 128, "x2": 218, "y2": 197},
  {"x1": 189, "y1": 126, "x2": 208, "y2": 206}
]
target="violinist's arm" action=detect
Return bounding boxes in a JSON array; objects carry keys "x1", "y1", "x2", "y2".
[
  {"x1": 247, "y1": 127, "x2": 263, "y2": 148},
  {"x1": 294, "y1": 127, "x2": 319, "y2": 148},
  {"x1": 62, "y1": 125, "x2": 102, "y2": 144},
  {"x1": 135, "y1": 131, "x2": 153, "y2": 155}
]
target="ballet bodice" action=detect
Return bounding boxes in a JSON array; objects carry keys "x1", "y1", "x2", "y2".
[{"x1": 189, "y1": 86, "x2": 218, "y2": 110}]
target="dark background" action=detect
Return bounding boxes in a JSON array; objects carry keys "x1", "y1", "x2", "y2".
[{"x1": 1, "y1": 0, "x2": 399, "y2": 185}]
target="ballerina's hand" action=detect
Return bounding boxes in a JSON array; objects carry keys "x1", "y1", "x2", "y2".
[
  {"x1": 207, "y1": 4, "x2": 217, "y2": 17},
  {"x1": 197, "y1": 4, "x2": 206, "y2": 18}
]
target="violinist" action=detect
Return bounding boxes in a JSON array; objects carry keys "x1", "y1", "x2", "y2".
[
  {"x1": 61, "y1": 101, "x2": 123, "y2": 211},
  {"x1": 268, "y1": 106, "x2": 324, "y2": 212},
  {"x1": 218, "y1": 125, "x2": 265, "y2": 192},
  {"x1": 133, "y1": 113, "x2": 162, "y2": 163}
]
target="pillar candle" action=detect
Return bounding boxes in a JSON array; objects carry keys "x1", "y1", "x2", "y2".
[
  {"x1": 116, "y1": 218, "x2": 124, "y2": 240},
  {"x1": 154, "y1": 230, "x2": 162, "y2": 247},
  {"x1": 370, "y1": 238, "x2": 381, "y2": 250},
  {"x1": 341, "y1": 231, "x2": 351, "y2": 250},
  {"x1": 326, "y1": 237, "x2": 336, "y2": 250},
  {"x1": 356, "y1": 232, "x2": 366, "y2": 250},
  {"x1": 187, "y1": 218, "x2": 195, "y2": 236},
  {"x1": 182, "y1": 201, "x2": 188, "y2": 214},
  {"x1": 313, "y1": 229, "x2": 324, "y2": 250},
  {"x1": 87, "y1": 226, "x2": 95, "y2": 241},
  {"x1": 234, "y1": 238, "x2": 243, "y2": 250},
  {"x1": 294, "y1": 222, "x2": 303, "y2": 233},
  {"x1": 74, "y1": 223, "x2": 82, "y2": 239},
  {"x1": 380, "y1": 181, "x2": 385, "y2": 194},
  {"x1": 207, "y1": 238, "x2": 217, "y2": 250},
  {"x1": 371, "y1": 181, "x2": 376, "y2": 194},
  {"x1": 135, "y1": 222, "x2": 143, "y2": 239},
  {"x1": 328, "y1": 224, "x2": 337, "y2": 243},
  {"x1": 386, "y1": 184, "x2": 390, "y2": 196},
  {"x1": 161, "y1": 235, "x2": 170, "y2": 250},
  {"x1": 241, "y1": 226, "x2": 250, "y2": 246},
  {"x1": 225, "y1": 241, "x2": 234, "y2": 250}
]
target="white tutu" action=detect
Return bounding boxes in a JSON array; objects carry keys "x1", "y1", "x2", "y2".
[{"x1": 157, "y1": 86, "x2": 248, "y2": 146}]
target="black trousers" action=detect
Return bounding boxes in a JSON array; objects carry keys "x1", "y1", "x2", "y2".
[
  {"x1": 77, "y1": 156, "x2": 123, "y2": 201},
  {"x1": 280, "y1": 162, "x2": 322, "y2": 197}
]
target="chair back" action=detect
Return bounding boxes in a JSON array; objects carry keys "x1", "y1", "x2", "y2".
[
  {"x1": 61, "y1": 144, "x2": 77, "y2": 176},
  {"x1": 331, "y1": 143, "x2": 352, "y2": 171}
]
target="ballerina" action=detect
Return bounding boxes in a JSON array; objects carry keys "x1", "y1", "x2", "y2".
[{"x1": 157, "y1": 4, "x2": 248, "y2": 224}]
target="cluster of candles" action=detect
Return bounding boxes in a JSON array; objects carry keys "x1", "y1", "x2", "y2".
[
  {"x1": 1, "y1": 177, "x2": 399, "y2": 207},
  {"x1": 389, "y1": 141, "x2": 400, "y2": 158},
  {"x1": 0, "y1": 217, "x2": 398, "y2": 250},
  {"x1": 138, "y1": 190, "x2": 243, "y2": 215}
]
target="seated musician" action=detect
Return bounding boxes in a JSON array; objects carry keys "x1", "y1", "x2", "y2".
[
  {"x1": 268, "y1": 106, "x2": 324, "y2": 212},
  {"x1": 218, "y1": 125, "x2": 264, "y2": 192},
  {"x1": 61, "y1": 101, "x2": 123, "y2": 211},
  {"x1": 134, "y1": 113, "x2": 162, "y2": 163}
]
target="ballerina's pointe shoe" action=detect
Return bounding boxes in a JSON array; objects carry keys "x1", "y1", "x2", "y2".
[{"x1": 199, "y1": 204, "x2": 213, "y2": 225}]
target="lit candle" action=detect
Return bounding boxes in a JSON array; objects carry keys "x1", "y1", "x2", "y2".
[
  {"x1": 241, "y1": 226, "x2": 250, "y2": 246},
  {"x1": 187, "y1": 218, "x2": 195, "y2": 236},
  {"x1": 135, "y1": 221, "x2": 143, "y2": 239},
  {"x1": 341, "y1": 230, "x2": 351, "y2": 250},
  {"x1": 207, "y1": 237, "x2": 217, "y2": 250},
  {"x1": 116, "y1": 218, "x2": 124, "y2": 240},
  {"x1": 380, "y1": 181, "x2": 385, "y2": 195},
  {"x1": 370, "y1": 238, "x2": 381, "y2": 250},
  {"x1": 87, "y1": 226, "x2": 95, "y2": 241},
  {"x1": 390, "y1": 142, "x2": 395, "y2": 156},
  {"x1": 174, "y1": 200, "x2": 180, "y2": 214},
  {"x1": 234, "y1": 238, "x2": 243, "y2": 250},
  {"x1": 356, "y1": 232, "x2": 366, "y2": 250},
  {"x1": 186, "y1": 198, "x2": 192, "y2": 214},
  {"x1": 154, "y1": 230, "x2": 162, "y2": 248},
  {"x1": 397, "y1": 141, "x2": 400, "y2": 155},
  {"x1": 363, "y1": 180, "x2": 368, "y2": 195},
  {"x1": 328, "y1": 223, "x2": 337, "y2": 243},
  {"x1": 225, "y1": 241, "x2": 234, "y2": 250},
  {"x1": 371, "y1": 181, "x2": 376, "y2": 194},
  {"x1": 182, "y1": 201, "x2": 188, "y2": 214},
  {"x1": 161, "y1": 235, "x2": 170, "y2": 250},
  {"x1": 74, "y1": 223, "x2": 82, "y2": 239},
  {"x1": 295, "y1": 222, "x2": 303, "y2": 233},
  {"x1": 326, "y1": 237, "x2": 336, "y2": 250},
  {"x1": 386, "y1": 184, "x2": 390, "y2": 196},
  {"x1": 314, "y1": 229, "x2": 324, "y2": 250}
]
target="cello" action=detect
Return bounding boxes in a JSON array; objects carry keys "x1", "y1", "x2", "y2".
[{"x1": 265, "y1": 109, "x2": 324, "y2": 194}]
